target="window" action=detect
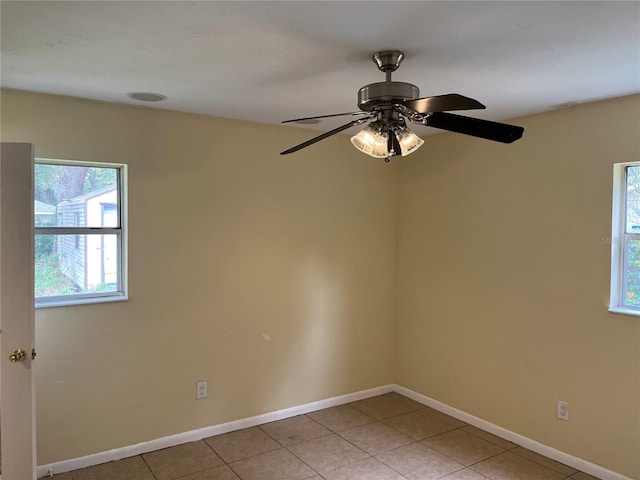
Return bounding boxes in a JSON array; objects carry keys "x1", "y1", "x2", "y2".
[
  {"x1": 34, "y1": 159, "x2": 127, "y2": 307},
  {"x1": 610, "y1": 162, "x2": 640, "y2": 315}
]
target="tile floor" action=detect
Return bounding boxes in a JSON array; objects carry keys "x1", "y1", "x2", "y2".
[{"x1": 46, "y1": 393, "x2": 601, "y2": 480}]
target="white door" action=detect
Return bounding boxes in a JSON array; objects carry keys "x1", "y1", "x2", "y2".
[{"x1": 0, "y1": 143, "x2": 36, "y2": 480}]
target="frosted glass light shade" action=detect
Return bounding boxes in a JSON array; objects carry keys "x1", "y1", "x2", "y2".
[
  {"x1": 395, "y1": 127, "x2": 424, "y2": 156},
  {"x1": 350, "y1": 127, "x2": 388, "y2": 158}
]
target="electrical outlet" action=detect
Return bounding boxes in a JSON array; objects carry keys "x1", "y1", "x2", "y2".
[
  {"x1": 557, "y1": 400, "x2": 569, "y2": 421},
  {"x1": 197, "y1": 381, "x2": 208, "y2": 400}
]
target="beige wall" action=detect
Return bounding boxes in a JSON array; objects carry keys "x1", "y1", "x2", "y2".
[
  {"x1": 396, "y1": 94, "x2": 640, "y2": 478},
  {"x1": 2, "y1": 88, "x2": 638, "y2": 477},
  {"x1": 0, "y1": 89, "x2": 398, "y2": 464}
]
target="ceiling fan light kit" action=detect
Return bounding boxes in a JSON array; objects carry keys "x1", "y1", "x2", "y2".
[
  {"x1": 351, "y1": 120, "x2": 424, "y2": 158},
  {"x1": 281, "y1": 50, "x2": 524, "y2": 162}
]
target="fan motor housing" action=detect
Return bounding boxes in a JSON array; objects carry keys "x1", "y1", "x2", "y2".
[{"x1": 357, "y1": 81, "x2": 420, "y2": 111}]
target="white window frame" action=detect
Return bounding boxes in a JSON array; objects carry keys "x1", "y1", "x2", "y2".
[
  {"x1": 609, "y1": 161, "x2": 640, "y2": 316},
  {"x1": 35, "y1": 158, "x2": 128, "y2": 308}
]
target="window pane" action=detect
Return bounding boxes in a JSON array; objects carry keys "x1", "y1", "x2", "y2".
[
  {"x1": 626, "y1": 166, "x2": 640, "y2": 233},
  {"x1": 35, "y1": 163, "x2": 119, "y2": 227},
  {"x1": 35, "y1": 234, "x2": 120, "y2": 298},
  {"x1": 624, "y1": 237, "x2": 640, "y2": 307}
]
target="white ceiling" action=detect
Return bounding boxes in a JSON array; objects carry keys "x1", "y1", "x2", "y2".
[{"x1": 1, "y1": 1, "x2": 639, "y2": 138}]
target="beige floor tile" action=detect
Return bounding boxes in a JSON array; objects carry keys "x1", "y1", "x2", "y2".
[
  {"x1": 438, "y1": 469, "x2": 491, "y2": 479},
  {"x1": 351, "y1": 395, "x2": 419, "y2": 420},
  {"x1": 228, "y1": 448, "x2": 316, "y2": 480},
  {"x1": 511, "y1": 447, "x2": 577, "y2": 476},
  {"x1": 260, "y1": 415, "x2": 331, "y2": 446},
  {"x1": 471, "y1": 451, "x2": 566, "y2": 480},
  {"x1": 307, "y1": 404, "x2": 376, "y2": 432},
  {"x1": 70, "y1": 456, "x2": 154, "y2": 480},
  {"x1": 460, "y1": 426, "x2": 518, "y2": 450},
  {"x1": 421, "y1": 407, "x2": 467, "y2": 428},
  {"x1": 386, "y1": 392, "x2": 427, "y2": 411},
  {"x1": 321, "y1": 457, "x2": 407, "y2": 480},
  {"x1": 383, "y1": 410, "x2": 458, "y2": 440},
  {"x1": 422, "y1": 429, "x2": 504, "y2": 466},
  {"x1": 142, "y1": 441, "x2": 224, "y2": 480},
  {"x1": 205, "y1": 427, "x2": 280, "y2": 463},
  {"x1": 571, "y1": 472, "x2": 602, "y2": 480},
  {"x1": 339, "y1": 422, "x2": 413, "y2": 455},
  {"x1": 376, "y1": 442, "x2": 464, "y2": 480},
  {"x1": 287, "y1": 433, "x2": 369, "y2": 474},
  {"x1": 177, "y1": 465, "x2": 241, "y2": 479}
]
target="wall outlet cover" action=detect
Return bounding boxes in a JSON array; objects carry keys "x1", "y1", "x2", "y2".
[
  {"x1": 557, "y1": 400, "x2": 569, "y2": 421},
  {"x1": 197, "y1": 381, "x2": 208, "y2": 400}
]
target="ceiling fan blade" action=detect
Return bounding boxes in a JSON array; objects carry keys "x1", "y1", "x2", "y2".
[
  {"x1": 426, "y1": 112, "x2": 524, "y2": 143},
  {"x1": 280, "y1": 116, "x2": 372, "y2": 155},
  {"x1": 282, "y1": 111, "x2": 370, "y2": 124},
  {"x1": 401, "y1": 94, "x2": 486, "y2": 114}
]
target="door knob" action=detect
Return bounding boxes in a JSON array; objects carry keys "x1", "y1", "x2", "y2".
[{"x1": 9, "y1": 348, "x2": 26, "y2": 363}]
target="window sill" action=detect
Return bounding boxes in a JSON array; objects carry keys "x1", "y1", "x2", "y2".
[
  {"x1": 36, "y1": 294, "x2": 128, "y2": 309},
  {"x1": 608, "y1": 306, "x2": 640, "y2": 317}
]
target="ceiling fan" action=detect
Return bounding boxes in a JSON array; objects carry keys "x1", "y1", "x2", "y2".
[{"x1": 281, "y1": 50, "x2": 524, "y2": 162}]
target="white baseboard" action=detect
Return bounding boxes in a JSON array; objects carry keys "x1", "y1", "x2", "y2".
[
  {"x1": 394, "y1": 385, "x2": 633, "y2": 480},
  {"x1": 37, "y1": 384, "x2": 394, "y2": 477},
  {"x1": 38, "y1": 383, "x2": 632, "y2": 480}
]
